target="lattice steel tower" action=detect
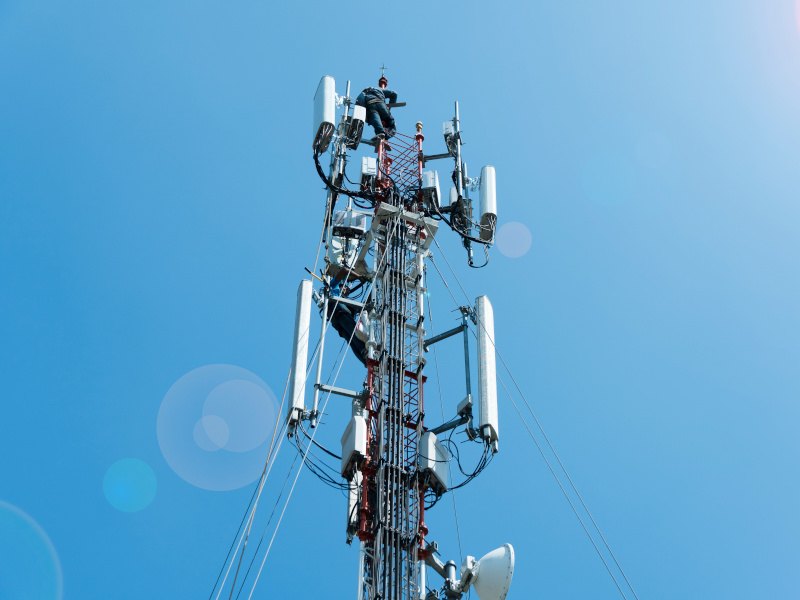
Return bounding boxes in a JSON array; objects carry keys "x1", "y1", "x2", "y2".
[{"x1": 287, "y1": 75, "x2": 513, "y2": 600}]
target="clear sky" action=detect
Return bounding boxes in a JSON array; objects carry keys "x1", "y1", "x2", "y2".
[{"x1": 2, "y1": 1, "x2": 800, "y2": 599}]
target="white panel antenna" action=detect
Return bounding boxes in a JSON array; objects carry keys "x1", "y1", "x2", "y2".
[
  {"x1": 479, "y1": 165, "x2": 497, "y2": 243},
  {"x1": 361, "y1": 156, "x2": 377, "y2": 188},
  {"x1": 313, "y1": 75, "x2": 336, "y2": 152},
  {"x1": 288, "y1": 280, "x2": 313, "y2": 428},
  {"x1": 476, "y1": 295, "x2": 499, "y2": 450},
  {"x1": 421, "y1": 170, "x2": 441, "y2": 208},
  {"x1": 418, "y1": 431, "x2": 449, "y2": 494},
  {"x1": 442, "y1": 120, "x2": 457, "y2": 155},
  {"x1": 341, "y1": 415, "x2": 367, "y2": 477},
  {"x1": 345, "y1": 104, "x2": 366, "y2": 149}
]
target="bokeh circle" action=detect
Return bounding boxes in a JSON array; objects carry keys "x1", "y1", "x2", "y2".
[
  {"x1": 496, "y1": 221, "x2": 533, "y2": 258},
  {"x1": 103, "y1": 458, "x2": 157, "y2": 512},
  {"x1": 194, "y1": 415, "x2": 230, "y2": 451},
  {"x1": 0, "y1": 501, "x2": 63, "y2": 600},
  {"x1": 157, "y1": 364, "x2": 278, "y2": 491}
]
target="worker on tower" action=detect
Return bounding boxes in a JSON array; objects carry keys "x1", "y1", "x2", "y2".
[
  {"x1": 326, "y1": 278, "x2": 369, "y2": 366},
  {"x1": 356, "y1": 76, "x2": 398, "y2": 140}
]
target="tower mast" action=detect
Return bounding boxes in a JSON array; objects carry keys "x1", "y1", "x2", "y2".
[
  {"x1": 357, "y1": 123, "x2": 428, "y2": 600},
  {"x1": 291, "y1": 74, "x2": 510, "y2": 600}
]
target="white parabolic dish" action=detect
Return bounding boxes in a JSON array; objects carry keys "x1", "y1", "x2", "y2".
[{"x1": 473, "y1": 543, "x2": 515, "y2": 600}]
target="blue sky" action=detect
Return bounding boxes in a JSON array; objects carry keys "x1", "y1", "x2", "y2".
[{"x1": 2, "y1": 1, "x2": 800, "y2": 598}]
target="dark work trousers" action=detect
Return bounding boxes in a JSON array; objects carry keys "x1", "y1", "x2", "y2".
[
  {"x1": 328, "y1": 304, "x2": 368, "y2": 366},
  {"x1": 365, "y1": 101, "x2": 395, "y2": 138}
]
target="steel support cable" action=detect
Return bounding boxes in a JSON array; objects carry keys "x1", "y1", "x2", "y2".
[
  {"x1": 245, "y1": 291, "x2": 373, "y2": 600},
  {"x1": 208, "y1": 479, "x2": 260, "y2": 600},
  {"x1": 217, "y1": 322, "x2": 330, "y2": 600},
  {"x1": 250, "y1": 233, "x2": 367, "y2": 513},
  {"x1": 244, "y1": 378, "x2": 341, "y2": 599},
  {"x1": 219, "y1": 337, "x2": 332, "y2": 600},
  {"x1": 426, "y1": 233, "x2": 470, "y2": 303},
  {"x1": 209, "y1": 387, "x2": 292, "y2": 599},
  {"x1": 218, "y1": 420, "x2": 292, "y2": 600},
  {"x1": 210, "y1": 367, "x2": 293, "y2": 600},
  {"x1": 232, "y1": 451, "x2": 301, "y2": 600},
  {"x1": 235, "y1": 341, "x2": 362, "y2": 596},
  {"x1": 485, "y1": 328, "x2": 640, "y2": 600},
  {"x1": 426, "y1": 227, "x2": 640, "y2": 600},
  {"x1": 494, "y1": 371, "x2": 629, "y2": 600},
  {"x1": 427, "y1": 293, "x2": 464, "y2": 564},
  {"x1": 443, "y1": 266, "x2": 640, "y2": 600},
  {"x1": 244, "y1": 216, "x2": 405, "y2": 599},
  {"x1": 310, "y1": 206, "x2": 328, "y2": 281},
  {"x1": 427, "y1": 254, "x2": 461, "y2": 311},
  {"x1": 215, "y1": 436, "x2": 290, "y2": 600},
  {"x1": 283, "y1": 208, "x2": 402, "y2": 484},
  {"x1": 221, "y1": 331, "x2": 338, "y2": 598},
  {"x1": 218, "y1": 332, "x2": 333, "y2": 598},
  {"x1": 224, "y1": 152, "x2": 397, "y2": 600}
]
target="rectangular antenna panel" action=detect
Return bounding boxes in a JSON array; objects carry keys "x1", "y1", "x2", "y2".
[
  {"x1": 421, "y1": 170, "x2": 441, "y2": 208},
  {"x1": 361, "y1": 156, "x2": 377, "y2": 176},
  {"x1": 418, "y1": 430, "x2": 449, "y2": 493},
  {"x1": 442, "y1": 120, "x2": 456, "y2": 155},
  {"x1": 313, "y1": 75, "x2": 336, "y2": 152},
  {"x1": 341, "y1": 415, "x2": 367, "y2": 477},
  {"x1": 288, "y1": 280, "x2": 313, "y2": 425},
  {"x1": 361, "y1": 156, "x2": 377, "y2": 189},
  {"x1": 476, "y1": 295, "x2": 499, "y2": 446},
  {"x1": 332, "y1": 209, "x2": 368, "y2": 238},
  {"x1": 345, "y1": 104, "x2": 366, "y2": 149},
  {"x1": 479, "y1": 165, "x2": 497, "y2": 242}
]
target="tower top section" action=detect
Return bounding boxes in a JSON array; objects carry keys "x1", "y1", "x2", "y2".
[{"x1": 311, "y1": 74, "x2": 498, "y2": 268}]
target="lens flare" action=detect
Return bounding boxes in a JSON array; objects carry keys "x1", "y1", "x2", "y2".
[
  {"x1": 796, "y1": 0, "x2": 800, "y2": 33},
  {"x1": 193, "y1": 415, "x2": 230, "y2": 451},
  {"x1": 0, "y1": 501, "x2": 63, "y2": 600},
  {"x1": 203, "y1": 379, "x2": 273, "y2": 452},
  {"x1": 157, "y1": 364, "x2": 278, "y2": 491},
  {"x1": 496, "y1": 221, "x2": 533, "y2": 258},
  {"x1": 103, "y1": 458, "x2": 157, "y2": 512}
]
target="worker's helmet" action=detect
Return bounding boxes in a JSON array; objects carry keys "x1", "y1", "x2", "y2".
[{"x1": 378, "y1": 76, "x2": 388, "y2": 88}]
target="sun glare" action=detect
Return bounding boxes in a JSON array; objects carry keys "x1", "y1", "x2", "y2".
[{"x1": 796, "y1": 0, "x2": 800, "y2": 33}]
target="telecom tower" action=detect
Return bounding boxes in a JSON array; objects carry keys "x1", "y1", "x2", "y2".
[{"x1": 288, "y1": 75, "x2": 514, "y2": 600}]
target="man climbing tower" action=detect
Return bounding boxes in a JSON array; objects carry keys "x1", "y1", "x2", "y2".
[
  {"x1": 326, "y1": 278, "x2": 369, "y2": 366},
  {"x1": 356, "y1": 76, "x2": 398, "y2": 140}
]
